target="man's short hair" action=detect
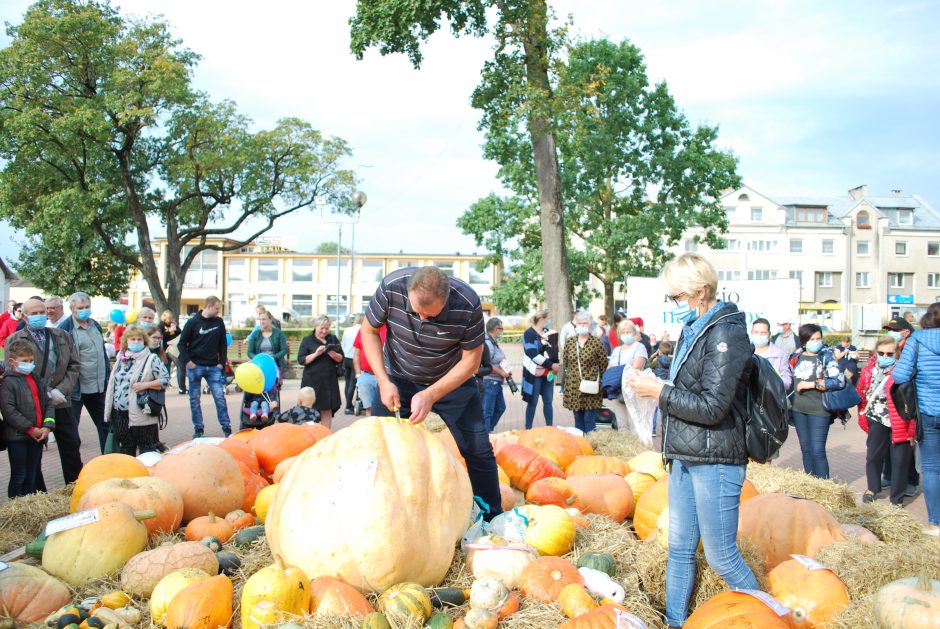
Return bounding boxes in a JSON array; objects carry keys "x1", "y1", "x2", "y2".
[
  {"x1": 6, "y1": 338, "x2": 36, "y2": 359},
  {"x1": 408, "y1": 266, "x2": 450, "y2": 306},
  {"x1": 68, "y1": 292, "x2": 91, "y2": 308},
  {"x1": 204, "y1": 296, "x2": 222, "y2": 308},
  {"x1": 486, "y1": 317, "x2": 503, "y2": 334},
  {"x1": 45, "y1": 296, "x2": 63, "y2": 308}
]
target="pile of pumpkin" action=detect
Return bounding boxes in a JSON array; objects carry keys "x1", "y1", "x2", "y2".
[{"x1": 0, "y1": 418, "x2": 938, "y2": 628}]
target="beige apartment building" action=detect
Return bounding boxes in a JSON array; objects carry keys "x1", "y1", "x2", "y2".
[{"x1": 125, "y1": 237, "x2": 500, "y2": 325}]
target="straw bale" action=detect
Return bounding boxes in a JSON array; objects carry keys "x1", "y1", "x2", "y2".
[
  {"x1": 0, "y1": 486, "x2": 70, "y2": 553},
  {"x1": 830, "y1": 595, "x2": 879, "y2": 629},
  {"x1": 587, "y1": 428, "x2": 647, "y2": 460},
  {"x1": 745, "y1": 462, "x2": 856, "y2": 512},
  {"x1": 831, "y1": 501, "x2": 924, "y2": 544},
  {"x1": 816, "y1": 539, "x2": 940, "y2": 601}
]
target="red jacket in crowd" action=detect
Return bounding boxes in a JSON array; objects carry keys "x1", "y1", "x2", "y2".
[{"x1": 856, "y1": 356, "x2": 915, "y2": 444}]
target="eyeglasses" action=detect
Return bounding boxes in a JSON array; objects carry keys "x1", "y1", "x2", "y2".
[
  {"x1": 667, "y1": 293, "x2": 687, "y2": 306},
  {"x1": 876, "y1": 351, "x2": 895, "y2": 357}
]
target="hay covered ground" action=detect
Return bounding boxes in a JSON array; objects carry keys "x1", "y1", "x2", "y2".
[{"x1": 1, "y1": 429, "x2": 937, "y2": 628}]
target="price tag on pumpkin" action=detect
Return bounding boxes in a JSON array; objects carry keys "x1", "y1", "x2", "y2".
[
  {"x1": 790, "y1": 554, "x2": 829, "y2": 570},
  {"x1": 735, "y1": 589, "x2": 790, "y2": 616},
  {"x1": 0, "y1": 561, "x2": 9, "y2": 572},
  {"x1": 45, "y1": 508, "x2": 100, "y2": 536},
  {"x1": 136, "y1": 451, "x2": 163, "y2": 467},
  {"x1": 615, "y1": 609, "x2": 648, "y2": 629},
  {"x1": 168, "y1": 441, "x2": 197, "y2": 455},
  {"x1": 193, "y1": 437, "x2": 224, "y2": 446}
]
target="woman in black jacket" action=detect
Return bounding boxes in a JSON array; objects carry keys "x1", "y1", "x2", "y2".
[
  {"x1": 628, "y1": 253, "x2": 758, "y2": 628},
  {"x1": 297, "y1": 315, "x2": 344, "y2": 429}
]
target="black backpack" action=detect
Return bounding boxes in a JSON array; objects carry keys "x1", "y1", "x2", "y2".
[{"x1": 745, "y1": 354, "x2": 789, "y2": 463}]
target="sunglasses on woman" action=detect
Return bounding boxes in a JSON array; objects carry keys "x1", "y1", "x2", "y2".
[{"x1": 876, "y1": 351, "x2": 895, "y2": 357}]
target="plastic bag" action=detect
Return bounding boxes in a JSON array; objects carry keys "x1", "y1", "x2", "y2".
[
  {"x1": 620, "y1": 368, "x2": 660, "y2": 447},
  {"x1": 481, "y1": 507, "x2": 529, "y2": 543},
  {"x1": 462, "y1": 496, "x2": 489, "y2": 547}
]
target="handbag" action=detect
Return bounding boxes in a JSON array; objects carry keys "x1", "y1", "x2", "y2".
[
  {"x1": 890, "y1": 341, "x2": 919, "y2": 422},
  {"x1": 822, "y1": 381, "x2": 861, "y2": 412},
  {"x1": 136, "y1": 355, "x2": 166, "y2": 418},
  {"x1": 576, "y1": 340, "x2": 600, "y2": 395}
]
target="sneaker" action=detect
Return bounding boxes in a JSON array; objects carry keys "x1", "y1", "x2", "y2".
[
  {"x1": 923, "y1": 525, "x2": 940, "y2": 538},
  {"x1": 156, "y1": 442, "x2": 169, "y2": 453},
  {"x1": 222, "y1": 427, "x2": 232, "y2": 438},
  {"x1": 192, "y1": 429, "x2": 204, "y2": 439},
  {"x1": 905, "y1": 484, "x2": 917, "y2": 498},
  {"x1": 179, "y1": 389, "x2": 189, "y2": 395},
  {"x1": 862, "y1": 492, "x2": 875, "y2": 504}
]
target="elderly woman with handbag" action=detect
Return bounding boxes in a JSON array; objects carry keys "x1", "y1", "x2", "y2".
[{"x1": 562, "y1": 310, "x2": 607, "y2": 433}]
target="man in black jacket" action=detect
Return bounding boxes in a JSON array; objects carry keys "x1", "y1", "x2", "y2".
[{"x1": 178, "y1": 296, "x2": 231, "y2": 438}]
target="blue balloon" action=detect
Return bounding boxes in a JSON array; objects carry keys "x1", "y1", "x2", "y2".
[
  {"x1": 110, "y1": 308, "x2": 125, "y2": 324},
  {"x1": 252, "y1": 353, "x2": 279, "y2": 391},
  {"x1": 226, "y1": 332, "x2": 233, "y2": 347}
]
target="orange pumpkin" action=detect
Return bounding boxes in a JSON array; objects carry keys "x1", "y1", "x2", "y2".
[
  {"x1": 0, "y1": 562, "x2": 72, "y2": 623},
  {"x1": 272, "y1": 456, "x2": 298, "y2": 484},
  {"x1": 496, "y1": 465, "x2": 510, "y2": 485},
  {"x1": 496, "y1": 444, "x2": 565, "y2": 492},
  {"x1": 249, "y1": 422, "x2": 321, "y2": 477},
  {"x1": 185, "y1": 512, "x2": 235, "y2": 543},
  {"x1": 518, "y1": 427, "x2": 582, "y2": 470},
  {"x1": 565, "y1": 455, "x2": 630, "y2": 477},
  {"x1": 499, "y1": 482, "x2": 517, "y2": 512},
  {"x1": 496, "y1": 591, "x2": 520, "y2": 620},
  {"x1": 151, "y1": 445, "x2": 245, "y2": 523},
  {"x1": 230, "y1": 428, "x2": 258, "y2": 441},
  {"x1": 519, "y1": 557, "x2": 584, "y2": 603},
  {"x1": 237, "y1": 461, "x2": 271, "y2": 512},
  {"x1": 632, "y1": 475, "x2": 668, "y2": 540},
  {"x1": 436, "y1": 428, "x2": 468, "y2": 468},
  {"x1": 526, "y1": 477, "x2": 584, "y2": 510},
  {"x1": 624, "y1": 471, "x2": 658, "y2": 505},
  {"x1": 225, "y1": 509, "x2": 256, "y2": 530},
  {"x1": 70, "y1": 453, "x2": 149, "y2": 512},
  {"x1": 566, "y1": 474, "x2": 634, "y2": 523},
  {"x1": 572, "y1": 434, "x2": 594, "y2": 456},
  {"x1": 768, "y1": 557, "x2": 849, "y2": 627},
  {"x1": 164, "y1": 574, "x2": 234, "y2": 629},
  {"x1": 299, "y1": 422, "x2": 331, "y2": 443},
  {"x1": 558, "y1": 604, "x2": 632, "y2": 629},
  {"x1": 309, "y1": 576, "x2": 374, "y2": 618},
  {"x1": 219, "y1": 437, "x2": 260, "y2": 474},
  {"x1": 741, "y1": 478, "x2": 759, "y2": 503},
  {"x1": 558, "y1": 583, "x2": 597, "y2": 618},
  {"x1": 489, "y1": 431, "x2": 519, "y2": 456},
  {"x1": 738, "y1": 494, "x2": 846, "y2": 571},
  {"x1": 684, "y1": 590, "x2": 795, "y2": 628},
  {"x1": 76, "y1": 476, "x2": 183, "y2": 536}
]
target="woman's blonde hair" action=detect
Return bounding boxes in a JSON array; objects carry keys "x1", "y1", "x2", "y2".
[
  {"x1": 312, "y1": 315, "x2": 332, "y2": 330},
  {"x1": 530, "y1": 309, "x2": 550, "y2": 326},
  {"x1": 660, "y1": 253, "x2": 718, "y2": 301},
  {"x1": 874, "y1": 335, "x2": 898, "y2": 351},
  {"x1": 120, "y1": 325, "x2": 147, "y2": 350},
  {"x1": 617, "y1": 319, "x2": 638, "y2": 336}
]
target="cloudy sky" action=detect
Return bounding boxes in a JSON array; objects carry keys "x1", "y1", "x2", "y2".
[{"x1": 1, "y1": 0, "x2": 938, "y2": 259}]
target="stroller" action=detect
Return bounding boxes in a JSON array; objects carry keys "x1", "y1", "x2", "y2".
[{"x1": 239, "y1": 368, "x2": 282, "y2": 430}]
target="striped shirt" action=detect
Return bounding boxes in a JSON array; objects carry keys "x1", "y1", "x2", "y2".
[{"x1": 365, "y1": 267, "x2": 485, "y2": 386}]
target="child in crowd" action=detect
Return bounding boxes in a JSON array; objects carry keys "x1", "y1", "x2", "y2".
[
  {"x1": 652, "y1": 340, "x2": 674, "y2": 380},
  {"x1": 278, "y1": 386, "x2": 321, "y2": 424},
  {"x1": 0, "y1": 339, "x2": 56, "y2": 498},
  {"x1": 243, "y1": 392, "x2": 277, "y2": 429}
]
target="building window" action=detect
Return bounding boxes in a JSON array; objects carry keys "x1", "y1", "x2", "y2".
[
  {"x1": 856, "y1": 210, "x2": 871, "y2": 229},
  {"x1": 856, "y1": 241, "x2": 870, "y2": 256},
  {"x1": 795, "y1": 206, "x2": 828, "y2": 223},
  {"x1": 817, "y1": 272, "x2": 833, "y2": 288},
  {"x1": 361, "y1": 260, "x2": 384, "y2": 282},
  {"x1": 747, "y1": 270, "x2": 777, "y2": 280},
  {"x1": 434, "y1": 261, "x2": 455, "y2": 277},
  {"x1": 292, "y1": 294, "x2": 313, "y2": 317},
  {"x1": 889, "y1": 273, "x2": 904, "y2": 289},
  {"x1": 326, "y1": 295, "x2": 348, "y2": 319},
  {"x1": 822, "y1": 240, "x2": 834, "y2": 254},
  {"x1": 257, "y1": 294, "x2": 278, "y2": 309},
  {"x1": 928, "y1": 273, "x2": 940, "y2": 289},
  {"x1": 227, "y1": 259, "x2": 246, "y2": 282},
  {"x1": 724, "y1": 239, "x2": 741, "y2": 251},
  {"x1": 897, "y1": 209, "x2": 913, "y2": 226},
  {"x1": 856, "y1": 272, "x2": 870, "y2": 288},
  {"x1": 723, "y1": 206, "x2": 735, "y2": 222},
  {"x1": 751, "y1": 207, "x2": 763, "y2": 222},
  {"x1": 747, "y1": 240, "x2": 778, "y2": 253},
  {"x1": 929, "y1": 242, "x2": 940, "y2": 257},
  {"x1": 895, "y1": 241, "x2": 908, "y2": 256},
  {"x1": 292, "y1": 259, "x2": 313, "y2": 282},
  {"x1": 182, "y1": 248, "x2": 218, "y2": 289},
  {"x1": 738, "y1": 193, "x2": 750, "y2": 202},
  {"x1": 684, "y1": 239, "x2": 698, "y2": 252},
  {"x1": 789, "y1": 239, "x2": 803, "y2": 254},
  {"x1": 717, "y1": 270, "x2": 741, "y2": 281},
  {"x1": 469, "y1": 265, "x2": 491, "y2": 284},
  {"x1": 258, "y1": 259, "x2": 279, "y2": 282},
  {"x1": 227, "y1": 293, "x2": 246, "y2": 320},
  {"x1": 789, "y1": 270, "x2": 803, "y2": 287}
]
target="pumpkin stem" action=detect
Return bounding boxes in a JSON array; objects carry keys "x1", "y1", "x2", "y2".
[
  {"x1": 791, "y1": 608, "x2": 807, "y2": 623},
  {"x1": 133, "y1": 509, "x2": 156, "y2": 521},
  {"x1": 918, "y1": 574, "x2": 931, "y2": 591},
  {"x1": 273, "y1": 553, "x2": 285, "y2": 571}
]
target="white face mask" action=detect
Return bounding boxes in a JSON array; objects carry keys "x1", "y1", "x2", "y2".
[
  {"x1": 620, "y1": 335, "x2": 635, "y2": 345},
  {"x1": 576, "y1": 325, "x2": 591, "y2": 336}
]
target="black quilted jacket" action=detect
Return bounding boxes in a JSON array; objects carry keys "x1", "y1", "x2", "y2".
[{"x1": 659, "y1": 302, "x2": 753, "y2": 466}]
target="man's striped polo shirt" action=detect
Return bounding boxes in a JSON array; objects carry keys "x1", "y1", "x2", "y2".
[{"x1": 365, "y1": 267, "x2": 485, "y2": 386}]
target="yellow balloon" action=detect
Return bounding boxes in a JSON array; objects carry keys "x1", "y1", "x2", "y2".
[
  {"x1": 125, "y1": 308, "x2": 138, "y2": 324},
  {"x1": 235, "y1": 362, "x2": 265, "y2": 394}
]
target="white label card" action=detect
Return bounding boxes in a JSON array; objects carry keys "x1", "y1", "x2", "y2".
[
  {"x1": 736, "y1": 589, "x2": 790, "y2": 616},
  {"x1": 615, "y1": 609, "x2": 648, "y2": 629},
  {"x1": 168, "y1": 441, "x2": 196, "y2": 455},
  {"x1": 46, "y1": 508, "x2": 100, "y2": 536},
  {"x1": 193, "y1": 437, "x2": 224, "y2": 446},
  {"x1": 136, "y1": 451, "x2": 163, "y2": 467},
  {"x1": 791, "y1": 554, "x2": 829, "y2": 571},
  {"x1": 0, "y1": 562, "x2": 8, "y2": 572}
]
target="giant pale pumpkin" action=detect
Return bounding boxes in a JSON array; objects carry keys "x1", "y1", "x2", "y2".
[
  {"x1": 70, "y1": 453, "x2": 149, "y2": 512},
  {"x1": 237, "y1": 461, "x2": 270, "y2": 512},
  {"x1": 266, "y1": 417, "x2": 473, "y2": 593},
  {"x1": 76, "y1": 476, "x2": 183, "y2": 536},
  {"x1": 436, "y1": 427, "x2": 467, "y2": 468},
  {"x1": 241, "y1": 556, "x2": 311, "y2": 629},
  {"x1": 519, "y1": 557, "x2": 583, "y2": 603},
  {"x1": 219, "y1": 437, "x2": 260, "y2": 474},
  {"x1": 496, "y1": 444, "x2": 565, "y2": 492},
  {"x1": 0, "y1": 562, "x2": 72, "y2": 623},
  {"x1": 42, "y1": 501, "x2": 152, "y2": 585},
  {"x1": 632, "y1": 475, "x2": 668, "y2": 540},
  {"x1": 565, "y1": 455, "x2": 630, "y2": 477},
  {"x1": 121, "y1": 541, "x2": 219, "y2": 597},
  {"x1": 768, "y1": 557, "x2": 849, "y2": 627},
  {"x1": 684, "y1": 590, "x2": 795, "y2": 628},
  {"x1": 249, "y1": 422, "x2": 322, "y2": 477},
  {"x1": 164, "y1": 574, "x2": 234, "y2": 629},
  {"x1": 518, "y1": 426, "x2": 582, "y2": 470},
  {"x1": 272, "y1": 455, "x2": 298, "y2": 484},
  {"x1": 566, "y1": 474, "x2": 634, "y2": 522},
  {"x1": 526, "y1": 477, "x2": 584, "y2": 511},
  {"x1": 151, "y1": 444, "x2": 245, "y2": 523},
  {"x1": 309, "y1": 576, "x2": 374, "y2": 618},
  {"x1": 738, "y1": 494, "x2": 846, "y2": 571}
]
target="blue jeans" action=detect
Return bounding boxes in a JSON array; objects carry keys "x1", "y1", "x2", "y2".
[
  {"x1": 525, "y1": 376, "x2": 554, "y2": 429},
  {"x1": 72, "y1": 391, "x2": 107, "y2": 454},
  {"x1": 481, "y1": 380, "x2": 506, "y2": 432},
  {"x1": 665, "y1": 459, "x2": 757, "y2": 626},
  {"x1": 922, "y1": 414, "x2": 940, "y2": 525},
  {"x1": 7, "y1": 439, "x2": 43, "y2": 499},
  {"x1": 187, "y1": 364, "x2": 231, "y2": 432},
  {"x1": 357, "y1": 371, "x2": 378, "y2": 410},
  {"x1": 574, "y1": 409, "x2": 597, "y2": 433},
  {"x1": 791, "y1": 411, "x2": 831, "y2": 478}
]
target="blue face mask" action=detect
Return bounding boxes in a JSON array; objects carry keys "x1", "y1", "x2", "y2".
[
  {"x1": 877, "y1": 355, "x2": 896, "y2": 368},
  {"x1": 576, "y1": 326, "x2": 590, "y2": 336},
  {"x1": 138, "y1": 321, "x2": 154, "y2": 330},
  {"x1": 886, "y1": 331, "x2": 903, "y2": 343},
  {"x1": 127, "y1": 342, "x2": 145, "y2": 353},
  {"x1": 750, "y1": 334, "x2": 770, "y2": 347},
  {"x1": 75, "y1": 308, "x2": 92, "y2": 321},
  {"x1": 15, "y1": 361, "x2": 35, "y2": 375},
  {"x1": 27, "y1": 314, "x2": 47, "y2": 329},
  {"x1": 677, "y1": 302, "x2": 699, "y2": 324},
  {"x1": 620, "y1": 335, "x2": 635, "y2": 345},
  {"x1": 806, "y1": 340, "x2": 824, "y2": 353}
]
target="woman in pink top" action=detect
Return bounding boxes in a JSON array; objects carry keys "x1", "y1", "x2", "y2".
[{"x1": 751, "y1": 317, "x2": 793, "y2": 390}]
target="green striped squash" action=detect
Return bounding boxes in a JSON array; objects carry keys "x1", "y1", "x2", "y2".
[{"x1": 377, "y1": 582, "x2": 433, "y2": 624}]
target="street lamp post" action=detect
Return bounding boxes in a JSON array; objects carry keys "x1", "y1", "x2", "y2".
[
  {"x1": 320, "y1": 191, "x2": 367, "y2": 327},
  {"x1": 350, "y1": 190, "x2": 368, "y2": 315}
]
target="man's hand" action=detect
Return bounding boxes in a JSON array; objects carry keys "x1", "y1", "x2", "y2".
[
  {"x1": 379, "y1": 380, "x2": 400, "y2": 415},
  {"x1": 49, "y1": 388, "x2": 66, "y2": 405},
  {"x1": 327, "y1": 350, "x2": 343, "y2": 362},
  {"x1": 409, "y1": 390, "x2": 436, "y2": 424},
  {"x1": 796, "y1": 381, "x2": 815, "y2": 393},
  {"x1": 186, "y1": 361, "x2": 195, "y2": 369},
  {"x1": 627, "y1": 372, "x2": 665, "y2": 399}
]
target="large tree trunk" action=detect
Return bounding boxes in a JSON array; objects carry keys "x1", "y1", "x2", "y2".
[
  {"x1": 522, "y1": 1, "x2": 572, "y2": 328},
  {"x1": 604, "y1": 279, "x2": 614, "y2": 319}
]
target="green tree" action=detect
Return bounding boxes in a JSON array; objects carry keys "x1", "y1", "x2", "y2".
[
  {"x1": 350, "y1": 0, "x2": 575, "y2": 325},
  {"x1": 314, "y1": 241, "x2": 352, "y2": 254},
  {"x1": 461, "y1": 38, "x2": 739, "y2": 315},
  {"x1": 0, "y1": 0, "x2": 356, "y2": 314}
]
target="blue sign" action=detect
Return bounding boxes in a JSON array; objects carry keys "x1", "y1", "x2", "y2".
[{"x1": 888, "y1": 294, "x2": 915, "y2": 304}]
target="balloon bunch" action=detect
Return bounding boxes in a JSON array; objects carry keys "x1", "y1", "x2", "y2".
[{"x1": 235, "y1": 353, "x2": 279, "y2": 399}]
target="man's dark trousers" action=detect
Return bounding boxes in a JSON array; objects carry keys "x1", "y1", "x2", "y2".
[
  {"x1": 53, "y1": 405, "x2": 83, "y2": 483},
  {"x1": 344, "y1": 358, "x2": 357, "y2": 411},
  {"x1": 375, "y1": 376, "x2": 503, "y2": 520}
]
